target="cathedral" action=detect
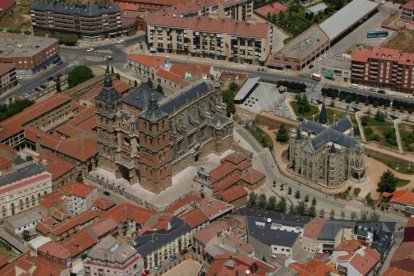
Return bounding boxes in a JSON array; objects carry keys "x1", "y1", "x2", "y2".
[
  {"x1": 95, "y1": 66, "x2": 233, "y2": 193},
  {"x1": 288, "y1": 102, "x2": 366, "y2": 187}
]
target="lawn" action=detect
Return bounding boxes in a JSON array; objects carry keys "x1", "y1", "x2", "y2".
[
  {"x1": 384, "y1": 29, "x2": 414, "y2": 53},
  {"x1": 291, "y1": 101, "x2": 319, "y2": 120},
  {"x1": 396, "y1": 177, "x2": 411, "y2": 187},
  {"x1": 0, "y1": 241, "x2": 17, "y2": 260},
  {"x1": 246, "y1": 124, "x2": 274, "y2": 150}
]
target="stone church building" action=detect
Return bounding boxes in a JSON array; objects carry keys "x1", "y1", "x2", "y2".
[
  {"x1": 95, "y1": 66, "x2": 233, "y2": 193},
  {"x1": 288, "y1": 103, "x2": 365, "y2": 187}
]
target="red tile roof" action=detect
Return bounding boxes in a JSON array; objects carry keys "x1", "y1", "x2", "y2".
[
  {"x1": 391, "y1": 241, "x2": 414, "y2": 271},
  {"x1": 209, "y1": 162, "x2": 237, "y2": 184},
  {"x1": 38, "y1": 152, "x2": 75, "y2": 181},
  {"x1": 0, "y1": 95, "x2": 71, "y2": 141},
  {"x1": 165, "y1": 194, "x2": 203, "y2": 213},
  {"x1": 103, "y1": 203, "x2": 156, "y2": 224},
  {"x1": 156, "y1": 68, "x2": 189, "y2": 88},
  {"x1": 40, "y1": 191, "x2": 64, "y2": 208},
  {"x1": 90, "y1": 218, "x2": 118, "y2": 238},
  {"x1": 289, "y1": 259, "x2": 331, "y2": 276},
  {"x1": 115, "y1": 0, "x2": 187, "y2": 6},
  {"x1": 212, "y1": 174, "x2": 241, "y2": 193},
  {"x1": 198, "y1": 198, "x2": 233, "y2": 219},
  {"x1": 117, "y1": 2, "x2": 140, "y2": 11},
  {"x1": 219, "y1": 185, "x2": 247, "y2": 203},
  {"x1": 334, "y1": 239, "x2": 362, "y2": 253},
  {"x1": 181, "y1": 208, "x2": 209, "y2": 228},
  {"x1": 147, "y1": 15, "x2": 271, "y2": 39},
  {"x1": 242, "y1": 169, "x2": 265, "y2": 185},
  {"x1": 384, "y1": 267, "x2": 414, "y2": 276},
  {"x1": 383, "y1": 189, "x2": 414, "y2": 205},
  {"x1": 0, "y1": 256, "x2": 8, "y2": 269},
  {"x1": 51, "y1": 209, "x2": 70, "y2": 221},
  {"x1": 303, "y1": 217, "x2": 328, "y2": 239},
  {"x1": 236, "y1": 159, "x2": 251, "y2": 171},
  {"x1": 0, "y1": 63, "x2": 15, "y2": 76},
  {"x1": 207, "y1": 254, "x2": 275, "y2": 276},
  {"x1": 38, "y1": 241, "x2": 71, "y2": 261},
  {"x1": 0, "y1": 255, "x2": 67, "y2": 276},
  {"x1": 255, "y1": 2, "x2": 288, "y2": 18},
  {"x1": 92, "y1": 198, "x2": 115, "y2": 211},
  {"x1": 193, "y1": 221, "x2": 230, "y2": 245},
  {"x1": 128, "y1": 54, "x2": 166, "y2": 68},
  {"x1": 0, "y1": 156, "x2": 12, "y2": 171},
  {"x1": 0, "y1": 0, "x2": 15, "y2": 11},
  {"x1": 169, "y1": 64, "x2": 211, "y2": 79},
  {"x1": 0, "y1": 172, "x2": 51, "y2": 194},
  {"x1": 62, "y1": 182, "x2": 95, "y2": 198},
  {"x1": 62, "y1": 229, "x2": 97, "y2": 257},
  {"x1": 353, "y1": 47, "x2": 414, "y2": 65},
  {"x1": 349, "y1": 247, "x2": 380, "y2": 276},
  {"x1": 222, "y1": 152, "x2": 247, "y2": 165},
  {"x1": 403, "y1": 1, "x2": 414, "y2": 11}
]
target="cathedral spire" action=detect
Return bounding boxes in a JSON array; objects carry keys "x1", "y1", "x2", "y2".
[
  {"x1": 104, "y1": 62, "x2": 113, "y2": 88},
  {"x1": 319, "y1": 99, "x2": 328, "y2": 125}
]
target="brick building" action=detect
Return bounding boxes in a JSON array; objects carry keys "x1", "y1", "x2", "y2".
[
  {"x1": 30, "y1": 1, "x2": 137, "y2": 41},
  {"x1": 351, "y1": 46, "x2": 414, "y2": 92},
  {"x1": 401, "y1": 1, "x2": 414, "y2": 23},
  {"x1": 0, "y1": 63, "x2": 17, "y2": 95},
  {"x1": 95, "y1": 65, "x2": 233, "y2": 193},
  {"x1": 0, "y1": 34, "x2": 59, "y2": 77},
  {"x1": 0, "y1": 0, "x2": 16, "y2": 19}
]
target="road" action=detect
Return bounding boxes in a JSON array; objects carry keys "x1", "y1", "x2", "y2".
[{"x1": 235, "y1": 124, "x2": 407, "y2": 225}]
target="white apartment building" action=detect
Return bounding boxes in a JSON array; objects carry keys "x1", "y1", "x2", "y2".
[
  {"x1": 0, "y1": 163, "x2": 52, "y2": 219},
  {"x1": 62, "y1": 182, "x2": 97, "y2": 215},
  {"x1": 146, "y1": 15, "x2": 272, "y2": 65}
]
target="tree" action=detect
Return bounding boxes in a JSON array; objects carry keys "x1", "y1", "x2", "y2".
[
  {"x1": 360, "y1": 211, "x2": 368, "y2": 221},
  {"x1": 247, "y1": 192, "x2": 257, "y2": 208},
  {"x1": 258, "y1": 194, "x2": 267, "y2": 209},
  {"x1": 295, "y1": 190, "x2": 301, "y2": 199},
  {"x1": 307, "y1": 205, "x2": 316, "y2": 217},
  {"x1": 67, "y1": 65, "x2": 94, "y2": 88},
  {"x1": 156, "y1": 84, "x2": 163, "y2": 94},
  {"x1": 304, "y1": 195, "x2": 309, "y2": 203},
  {"x1": 22, "y1": 230, "x2": 31, "y2": 241},
  {"x1": 276, "y1": 197, "x2": 287, "y2": 213},
  {"x1": 56, "y1": 79, "x2": 61, "y2": 93},
  {"x1": 296, "y1": 201, "x2": 306, "y2": 216},
  {"x1": 226, "y1": 99, "x2": 235, "y2": 117},
  {"x1": 276, "y1": 124, "x2": 289, "y2": 143},
  {"x1": 375, "y1": 110, "x2": 385, "y2": 122},
  {"x1": 76, "y1": 174, "x2": 83, "y2": 183},
  {"x1": 369, "y1": 212, "x2": 380, "y2": 222},
  {"x1": 319, "y1": 208, "x2": 325, "y2": 218},
  {"x1": 351, "y1": 211, "x2": 357, "y2": 220},
  {"x1": 377, "y1": 170, "x2": 398, "y2": 193},
  {"x1": 289, "y1": 204, "x2": 295, "y2": 214},
  {"x1": 312, "y1": 197, "x2": 317, "y2": 206},
  {"x1": 330, "y1": 209, "x2": 335, "y2": 219},
  {"x1": 111, "y1": 66, "x2": 114, "y2": 74},
  {"x1": 228, "y1": 81, "x2": 239, "y2": 93},
  {"x1": 288, "y1": 187, "x2": 292, "y2": 195},
  {"x1": 134, "y1": 80, "x2": 138, "y2": 87},
  {"x1": 267, "y1": 196, "x2": 277, "y2": 211},
  {"x1": 26, "y1": 156, "x2": 33, "y2": 161}
]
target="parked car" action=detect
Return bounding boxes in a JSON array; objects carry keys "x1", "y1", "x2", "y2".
[
  {"x1": 169, "y1": 255, "x2": 177, "y2": 261},
  {"x1": 56, "y1": 60, "x2": 63, "y2": 65},
  {"x1": 308, "y1": 64, "x2": 314, "y2": 69},
  {"x1": 106, "y1": 55, "x2": 113, "y2": 61},
  {"x1": 86, "y1": 48, "x2": 95, "y2": 52},
  {"x1": 117, "y1": 39, "x2": 125, "y2": 44},
  {"x1": 47, "y1": 76, "x2": 54, "y2": 81},
  {"x1": 103, "y1": 191, "x2": 111, "y2": 196}
]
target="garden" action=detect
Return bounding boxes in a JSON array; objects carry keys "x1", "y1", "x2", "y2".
[{"x1": 246, "y1": 124, "x2": 274, "y2": 150}]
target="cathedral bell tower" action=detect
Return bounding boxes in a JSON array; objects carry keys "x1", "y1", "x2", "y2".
[{"x1": 137, "y1": 92, "x2": 172, "y2": 194}]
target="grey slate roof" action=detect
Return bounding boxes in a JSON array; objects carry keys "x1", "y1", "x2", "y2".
[
  {"x1": 355, "y1": 222, "x2": 396, "y2": 255},
  {"x1": 237, "y1": 208, "x2": 311, "y2": 228},
  {"x1": 139, "y1": 93, "x2": 168, "y2": 123},
  {"x1": 0, "y1": 230, "x2": 29, "y2": 254},
  {"x1": 95, "y1": 66, "x2": 122, "y2": 105},
  {"x1": 331, "y1": 116, "x2": 352, "y2": 133},
  {"x1": 3, "y1": 206, "x2": 47, "y2": 229},
  {"x1": 160, "y1": 82, "x2": 212, "y2": 114},
  {"x1": 318, "y1": 220, "x2": 356, "y2": 241},
  {"x1": 234, "y1": 77, "x2": 259, "y2": 102},
  {"x1": 122, "y1": 83, "x2": 165, "y2": 111},
  {"x1": 300, "y1": 120, "x2": 326, "y2": 136},
  {"x1": 31, "y1": 1, "x2": 120, "y2": 17},
  {"x1": 133, "y1": 216, "x2": 192, "y2": 257},
  {"x1": 246, "y1": 216, "x2": 300, "y2": 248},
  {"x1": 0, "y1": 163, "x2": 45, "y2": 187}
]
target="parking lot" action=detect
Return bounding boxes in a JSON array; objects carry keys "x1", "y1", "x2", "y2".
[{"x1": 238, "y1": 82, "x2": 291, "y2": 117}]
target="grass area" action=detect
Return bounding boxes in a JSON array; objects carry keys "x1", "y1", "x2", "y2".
[
  {"x1": 291, "y1": 101, "x2": 319, "y2": 120},
  {"x1": 0, "y1": 0, "x2": 32, "y2": 30},
  {"x1": 0, "y1": 241, "x2": 17, "y2": 260},
  {"x1": 335, "y1": 187, "x2": 351, "y2": 200},
  {"x1": 396, "y1": 178, "x2": 411, "y2": 187},
  {"x1": 353, "y1": 188, "x2": 361, "y2": 197},
  {"x1": 246, "y1": 124, "x2": 274, "y2": 150},
  {"x1": 373, "y1": 157, "x2": 414, "y2": 175},
  {"x1": 384, "y1": 29, "x2": 414, "y2": 53}
]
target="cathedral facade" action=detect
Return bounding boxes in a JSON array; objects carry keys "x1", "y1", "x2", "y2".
[
  {"x1": 95, "y1": 66, "x2": 233, "y2": 193},
  {"x1": 288, "y1": 103, "x2": 365, "y2": 187}
]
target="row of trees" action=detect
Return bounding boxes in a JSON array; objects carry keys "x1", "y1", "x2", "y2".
[
  {"x1": 67, "y1": 65, "x2": 95, "y2": 88},
  {"x1": 222, "y1": 82, "x2": 239, "y2": 116},
  {"x1": 0, "y1": 99, "x2": 34, "y2": 122},
  {"x1": 277, "y1": 80, "x2": 307, "y2": 93},
  {"x1": 322, "y1": 87, "x2": 414, "y2": 112},
  {"x1": 276, "y1": 124, "x2": 289, "y2": 143},
  {"x1": 294, "y1": 94, "x2": 312, "y2": 115}
]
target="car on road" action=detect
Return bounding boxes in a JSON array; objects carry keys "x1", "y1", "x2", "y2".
[
  {"x1": 141, "y1": 270, "x2": 149, "y2": 276},
  {"x1": 308, "y1": 64, "x2": 314, "y2": 69},
  {"x1": 106, "y1": 55, "x2": 113, "y2": 61},
  {"x1": 34, "y1": 87, "x2": 41, "y2": 93},
  {"x1": 56, "y1": 60, "x2": 63, "y2": 65},
  {"x1": 169, "y1": 255, "x2": 177, "y2": 261},
  {"x1": 117, "y1": 39, "x2": 125, "y2": 44},
  {"x1": 17, "y1": 76, "x2": 23, "y2": 80},
  {"x1": 316, "y1": 57, "x2": 323, "y2": 63},
  {"x1": 154, "y1": 265, "x2": 161, "y2": 270},
  {"x1": 40, "y1": 84, "x2": 47, "y2": 89},
  {"x1": 103, "y1": 191, "x2": 111, "y2": 196},
  {"x1": 86, "y1": 48, "x2": 95, "y2": 52},
  {"x1": 47, "y1": 76, "x2": 54, "y2": 81}
]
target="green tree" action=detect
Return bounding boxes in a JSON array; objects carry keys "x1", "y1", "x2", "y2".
[
  {"x1": 276, "y1": 197, "x2": 287, "y2": 213},
  {"x1": 0, "y1": 99, "x2": 34, "y2": 122},
  {"x1": 276, "y1": 124, "x2": 289, "y2": 143},
  {"x1": 360, "y1": 211, "x2": 368, "y2": 221},
  {"x1": 296, "y1": 201, "x2": 306, "y2": 216},
  {"x1": 304, "y1": 195, "x2": 309, "y2": 203},
  {"x1": 267, "y1": 196, "x2": 277, "y2": 211},
  {"x1": 295, "y1": 190, "x2": 301, "y2": 199},
  {"x1": 369, "y1": 212, "x2": 380, "y2": 222},
  {"x1": 111, "y1": 66, "x2": 115, "y2": 74},
  {"x1": 76, "y1": 174, "x2": 83, "y2": 183},
  {"x1": 319, "y1": 208, "x2": 325, "y2": 218},
  {"x1": 22, "y1": 230, "x2": 31, "y2": 241},
  {"x1": 26, "y1": 156, "x2": 33, "y2": 161},
  {"x1": 307, "y1": 205, "x2": 316, "y2": 217},
  {"x1": 312, "y1": 197, "x2": 317, "y2": 206},
  {"x1": 288, "y1": 187, "x2": 292, "y2": 195},
  {"x1": 377, "y1": 170, "x2": 398, "y2": 193},
  {"x1": 375, "y1": 110, "x2": 385, "y2": 122},
  {"x1": 228, "y1": 81, "x2": 239, "y2": 93},
  {"x1": 226, "y1": 99, "x2": 235, "y2": 117},
  {"x1": 289, "y1": 204, "x2": 295, "y2": 214},
  {"x1": 247, "y1": 192, "x2": 257, "y2": 208},
  {"x1": 56, "y1": 79, "x2": 61, "y2": 93},
  {"x1": 134, "y1": 80, "x2": 138, "y2": 87},
  {"x1": 257, "y1": 194, "x2": 267, "y2": 209},
  {"x1": 67, "y1": 65, "x2": 94, "y2": 88},
  {"x1": 330, "y1": 209, "x2": 335, "y2": 219},
  {"x1": 351, "y1": 211, "x2": 357, "y2": 220},
  {"x1": 156, "y1": 84, "x2": 163, "y2": 94}
]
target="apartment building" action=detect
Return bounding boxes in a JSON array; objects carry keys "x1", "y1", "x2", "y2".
[
  {"x1": 401, "y1": 1, "x2": 414, "y2": 23},
  {"x1": 351, "y1": 47, "x2": 414, "y2": 92},
  {"x1": 146, "y1": 15, "x2": 272, "y2": 65},
  {"x1": 0, "y1": 163, "x2": 52, "y2": 219},
  {"x1": 30, "y1": 1, "x2": 136, "y2": 41},
  {"x1": 0, "y1": 63, "x2": 17, "y2": 95},
  {"x1": 0, "y1": 34, "x2": 59, "y2": 77},
  {"x1": 62, "y1": 182, "x2": 97, "y2": 215}
]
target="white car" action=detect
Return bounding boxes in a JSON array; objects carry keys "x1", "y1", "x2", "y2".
[
  {"x1": 86, "y1": 48, "x2": 94, "y2": 52},
  {"x1": 117, "y1": 39, "x2": 125, "y2": 44}
]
